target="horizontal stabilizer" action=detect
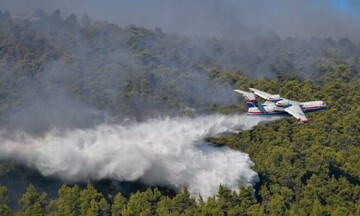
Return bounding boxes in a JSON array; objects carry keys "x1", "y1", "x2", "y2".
[{"x1": 234, "y1": 89, "x2": 256, "y2": 102}]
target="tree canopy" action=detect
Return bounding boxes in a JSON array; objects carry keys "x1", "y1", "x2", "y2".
[{"x1": 0, "y1": 10, "x2": 359, "y2": 215}]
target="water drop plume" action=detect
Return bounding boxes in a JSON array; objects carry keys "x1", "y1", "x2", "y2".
[{"x1": 0, "y1": 114, "x2": 278, "y2": 197}]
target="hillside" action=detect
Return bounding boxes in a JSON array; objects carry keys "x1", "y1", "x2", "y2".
[{"x1": 0, "y1": 10, "x2": 359, "y2": 215}]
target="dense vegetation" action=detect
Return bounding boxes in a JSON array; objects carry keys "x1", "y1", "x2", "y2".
[
  {"x1": 209, "y1": 70, "x2": 360, "y2": 215},
  {"x1": 0, "y1": 10, "x2": 359, "y2": 215}
]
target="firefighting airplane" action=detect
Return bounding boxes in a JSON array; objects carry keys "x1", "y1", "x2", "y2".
[{"x1": 234, "y1": 88, "x2": 327, "y2": 124}]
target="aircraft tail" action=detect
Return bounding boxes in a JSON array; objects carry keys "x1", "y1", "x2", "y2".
[
  {"x1": 234, "y1": 89, "x2": 269, "y2": 114},
  {"x1": 234, "y1": 89, "x2": 258, "y2": 108}
]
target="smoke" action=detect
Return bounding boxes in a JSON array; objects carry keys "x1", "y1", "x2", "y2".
[
  {"x1": 0, "y1": 114, "x2": 278, "y2": 198},
  {"x1": 0, "y1": 0, "x2": 356, "y2": 199},
  {"x1": 5, "y1": 94, "x2": 106, "y2": 135},
  {"x1": 2, "y1": 0, "x2": 360, "y2": 40},
  {"x1": 2, "y1": 1, "x2": 359, "y2": 81}
]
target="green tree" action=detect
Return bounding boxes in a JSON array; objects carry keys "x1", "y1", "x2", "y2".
[
  {"x1": 122, "y1": 191, "x2": 151, "y2": 216},
  {"x1": 216, "y1": 185, "x2": 237, "y2": 215},
  {"x1": 19, "y1": 184, "x2": 47, "y2": 216},
  {"x1": 172, "y1": 187, "x2": 196, "y2": 215},
  {"x1": 53, "y1": 184, "x2": 80, "y2": 216},
  {"x1": 79, "y1": 183, "x2": 110, "y2": 216},
  {"x1": 111, "y1": 193, "x2": 126, "y2": 216},
  {"x1": 268, "y1": 194, "x2": 286, "y2": 216},
  {"x1": 196, "y1": 196, "x2": 223, "y2": 216},
  {"x1": 156, "y1": 196, "x2": 177, "y2": 216},
  {"x1": 0, "y1": 185, "x2": 12, "y2": 216}
]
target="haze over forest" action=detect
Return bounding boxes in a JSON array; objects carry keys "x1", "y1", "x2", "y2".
[
  {"x1": 0, "y1": 0, "x2": 359, "y2": 215},
  {"x1": 2, "y1": 0, "x2": 360, "y2": 40}
]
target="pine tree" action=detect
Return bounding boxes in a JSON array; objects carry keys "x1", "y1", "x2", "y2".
[
  {"x1": 55, "y1": 184, "x2": 80, "y2": 216},
  {"x1": 122, "y1": 191, "x2": 151, "y2": 216},
  {"x1": 19, "y1": 184, "x2": 47, "y2": 216},
  {"x1": 172, "y1": 187, "x2": 196, "y2": 215},
  {"x1": 156, "y1": 196, "x2": 176, "y2": 216},
  {"x1": 0, "y1": 185, "x2": 12, "y2": 216},
  {"x1": 79, "y1": 183, "x2": 110, "y2": 216},
  {"x1": 111, "y1": 193, "x2": 126, "y2": 216}
]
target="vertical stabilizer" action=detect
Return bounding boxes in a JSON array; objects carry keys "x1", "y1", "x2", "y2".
[{"x1": 234, "y1": 89, "x2": 258, "y2": 107}]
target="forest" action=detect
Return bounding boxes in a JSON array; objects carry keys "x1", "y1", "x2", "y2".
[{"x1": 0, "y1": 9, "x2": 359, "y2": 215}]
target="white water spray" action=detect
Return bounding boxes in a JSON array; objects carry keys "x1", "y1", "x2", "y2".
[{"x1": 0, "y1": 114, "x2": 277, "y2": 198}]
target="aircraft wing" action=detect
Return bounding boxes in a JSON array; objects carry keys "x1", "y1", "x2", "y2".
[
  {"x1": 284, "y1": 103, "x2": 309, "y2": 123},
  {"x1": 249, "y1": 88, "x2": 275, "y2": 100},
  {"x1": 234, "y1": 89, "x2": 256, "y2": 101}
]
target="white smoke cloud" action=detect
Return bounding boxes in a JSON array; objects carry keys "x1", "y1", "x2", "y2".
[{"x1": 0, "y1": 114, "x2": 278, "y2": 198}]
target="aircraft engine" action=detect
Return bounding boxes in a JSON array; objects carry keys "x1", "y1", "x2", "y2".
[
  {"x1": 275, "y1": 99, "x2": 290, "y2": 107},
  {"x1": 266, "y1": 94, "x2": 281, "y2": 101}
]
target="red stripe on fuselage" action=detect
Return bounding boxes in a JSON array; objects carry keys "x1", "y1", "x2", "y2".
[
  {"x1": 245, "y1": 99, "x2": 257, "y2": 103},
  {"x1": 247, "y1": 111, "x2": 283, "y2": 114},
  {"x1": 247, "y1": 105, "x2": 325, "y2": 115}
]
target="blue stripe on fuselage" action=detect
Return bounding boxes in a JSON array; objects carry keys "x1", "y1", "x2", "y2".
[{"x1": 246, "y1": 102, "x2": 257, "y2": 108}]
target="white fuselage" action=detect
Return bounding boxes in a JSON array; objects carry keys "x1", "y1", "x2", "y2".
[{"x1": 247, "y1": 100, "x2": 327, "y2": 115}]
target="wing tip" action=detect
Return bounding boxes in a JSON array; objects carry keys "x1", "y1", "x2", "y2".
[{"x1": 297, "y1": 119, "x2": 309, "y2": 124}]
